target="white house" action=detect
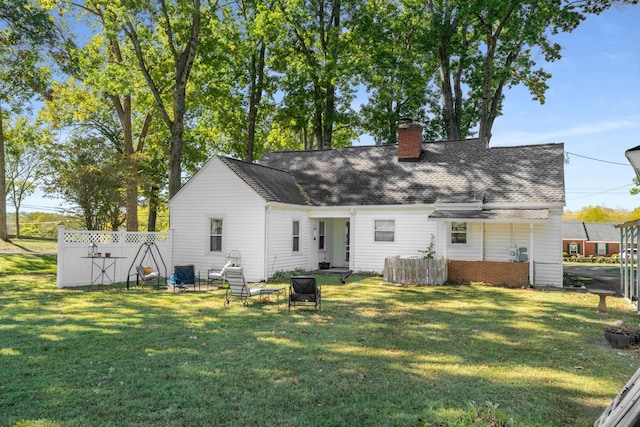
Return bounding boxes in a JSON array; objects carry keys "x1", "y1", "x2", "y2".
[{"x1": 168, "y1": 122, "x2": 565, "y2": 286}]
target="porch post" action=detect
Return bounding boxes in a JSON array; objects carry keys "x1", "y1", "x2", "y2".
[
  {"x1": 529, "y1": 223, "x2": 534, "y2": 286},
  {"x1": 350, "y1": 209, "x2": 355, "y2": 271}
]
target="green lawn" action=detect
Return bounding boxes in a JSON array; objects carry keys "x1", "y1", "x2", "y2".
[{"x1": 1, "y1": 255, "x2": 639, "y2": 426}]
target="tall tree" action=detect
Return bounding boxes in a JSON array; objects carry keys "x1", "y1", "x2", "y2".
[
  {"x1": 353, "y1": 0, "x2": 439, "y2": 144},
  {"x1": 42, "y1": 5, "x2": 159, "y2": 231},
  {"x1": 0, "y1": 0, "x2": 62, "y2": 240},
  {"x1": 43, "y1": 133, "x2": 126, "y2": 230},
  {"x1": 116, "y1": 0, "x2": 214, "y2": 198},
  {"x1": 271, "y1": 0, "x2": 358, "y2": 150},
  {"x1": 427, "y1": 0, "x2": 629, "y2": 141},
  {"x1": 194, "y1": 0, "x2": 275, "y2": 162},
  {"x1": 73, "y1": 3, "x2": 155, "y2": 231},
  {"x1": 4, "y1": 117, "x2": 49, "y2": 237}
]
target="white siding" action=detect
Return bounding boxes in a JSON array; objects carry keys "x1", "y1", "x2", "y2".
[
  {"x1": 168, "y1": 156, "x2": 563, "y2": 286},
  {"x1": 484, "y1": 223, "x2": 512, "y2": 261},
  {"x1": 532, "y1": 210, "x2": 563, "y2": 286},
  {"x1": 483, "y1": 223, "x2": 531, "y2": 262},
  {"x1": 443, "y1": 221, "x2": 483, "y2": 261},
  {"x1": 265, "y1": 206, "x2": 311, "y2": 277},
  {"x1": 169, "y1": 157, "x2": 267, "y2": 282},
  {"x1": 352, "y1": 207, "x2": 437, "y2": 273}
]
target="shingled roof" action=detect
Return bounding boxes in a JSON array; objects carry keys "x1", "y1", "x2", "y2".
[
  {"x1": 219, "y1": 156, "x2": 309, "y2": 205},
  {"x1": 563, "y1": 221, "x2": 618, "y2": 242},
  {"x1": 258, "y1": 139, "x2": 565, "y2": 207}
]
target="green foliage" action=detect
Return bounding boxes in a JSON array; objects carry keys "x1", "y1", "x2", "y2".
[
  {"x1": 269, "y1": 269, "x2": 308, "y2": 280},
  {"x1": 563, "y1": 205, "x2": 637, "y2": 223},
  {"x1": 5, "y1": 117, "x2": 51, "y2": 223},
  {"x1": 267, "y1": 0, "x2": 360, "y2": 149},
  {"x1": 353, "y1": 0, "x2": 440, "y2": 144},
  {"x1": 42, "y1": 134, "x2": 125, "y2": 230},
  {"x1": 419, "y1": 234, "x2": 436, "y2": 259}
]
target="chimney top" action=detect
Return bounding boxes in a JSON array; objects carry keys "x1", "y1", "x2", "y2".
[{"x1": 397, "y1": 120, "x2": 423, "y2": 162}]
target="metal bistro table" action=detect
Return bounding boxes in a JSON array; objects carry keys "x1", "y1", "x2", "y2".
[{"x1": 82, "y1": 255, "x2": 126, "y2": 290}]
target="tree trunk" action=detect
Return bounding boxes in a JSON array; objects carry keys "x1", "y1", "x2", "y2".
[
  {"x1": 168, "y1": 124, "x2": 183, "y2": 199},
  {"x1": 168, "y1": 80, "x2": 187, "y2": 198},
  {"x1": 0, "y1": 109, "x2": 8, "y2": 241},
  {"x1": 313, "y1": 85, "x2": 324, "y2": 149},
  {"x1": 14, "y1": 206, "x2": 20, "y2": 238},
  {"x1": 147, "y1": 185, "x2": 159, "y2": 232},
  {"x1": 322, "y1": 82, "x2": 335, "y2": 148},
  {"x1": 438, "y1": 44, "x2": 461, "y2": 141},
  {"x1": 245, "y1": 41, "x2": 266, "y2": 162},
  {"x1": 107, "y1": 32, "x2": 139, "y2": 231}
]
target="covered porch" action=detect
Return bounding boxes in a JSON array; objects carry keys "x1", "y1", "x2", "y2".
[
  {"x1": 308, "y1": 215, "x2": 351, "y2": 271},
  {"x1": 615, "y1": 219, "x2": 640, "y2": 310},
  {"x1": 428, "y1": 207, "x2": 557, "y2": 286}
]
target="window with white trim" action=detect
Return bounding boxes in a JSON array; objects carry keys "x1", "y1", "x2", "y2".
[
  {"x1": 210, "y1": 218, "x2": 223, "y2": 252},
  {"x1": 451, "y1": 222, "x2": 467, "y2": 244},
  {"x1": 292, "y1": 220, "x2": 300, "y2": 252},
  {"x1": 597, "y1": 243, "x2": 607, "y2": 255},
  {"x1": 374, "y1": 220, "x2": 395, "y2": 242},
  {"x1": 318, "y1": 221, "x2": 325, "y2": 250},
  {"x1": 569, "y1": 242, "x2": 578, "y2": 255}
]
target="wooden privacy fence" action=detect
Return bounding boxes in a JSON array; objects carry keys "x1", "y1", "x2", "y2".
[{"x1": 383, "y1": 256, "x2": 447, "y2": 285}]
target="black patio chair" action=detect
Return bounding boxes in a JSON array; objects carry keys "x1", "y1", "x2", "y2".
[{"x1": 289, "y1": 276, "x2": 321, "y2": 312}]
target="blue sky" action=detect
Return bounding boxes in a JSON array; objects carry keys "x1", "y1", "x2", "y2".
[
  {"x1": 22, "y1": 4, "x2": 640, "y2": 214},
  {"x1": 490, "y1": 4, "x2": 640, "y2": 212}
]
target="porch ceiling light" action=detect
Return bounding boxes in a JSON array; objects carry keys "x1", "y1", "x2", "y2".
[{"x1": 625, "y1": 145, "x2": 640, "y2": 179}]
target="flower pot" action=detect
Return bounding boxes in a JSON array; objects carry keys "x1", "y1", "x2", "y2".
[
  {"x1": 604, "y1": 329, "x2": 632, "y2": 349},
  {"x1": 318, "y1": 262, "x2": 331, "y2": 270}
]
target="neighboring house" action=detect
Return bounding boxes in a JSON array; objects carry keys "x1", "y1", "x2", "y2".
[
  {"x1": 562, "y1": 221, "x2": 620, "y2": 257},
  {"x1": 169, "y1": 122, "x2": 566, "y2": 286}
]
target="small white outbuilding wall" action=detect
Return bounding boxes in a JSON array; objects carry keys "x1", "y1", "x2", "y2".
[{"x1": 56, "y1": 226, "x2": 172, "y2": 288}]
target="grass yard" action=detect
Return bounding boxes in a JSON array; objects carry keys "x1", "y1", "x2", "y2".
[{"x1": 1, "y1": 255, "x2": 640, "y2": 426}]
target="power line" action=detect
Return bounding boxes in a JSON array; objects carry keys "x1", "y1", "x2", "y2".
[
  {"x1": 566, "y1": 151, "x2": 632, "y2": 166},
  {"x1": 566, "y1": 183, "x2": 634, "y2": 201}
]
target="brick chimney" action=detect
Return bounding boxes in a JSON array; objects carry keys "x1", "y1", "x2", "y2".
[{"x1": 397, "y1": 118, "x2": 423, "y2": 162}]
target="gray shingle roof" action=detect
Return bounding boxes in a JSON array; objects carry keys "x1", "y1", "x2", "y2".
[
  {"x1": 429, "y1": 209, "x2": 549, "y2": 221},
  {"x1": 562, "y1": 221, "x2": 619, "y2": 242},
  {"x1": 585, "y1": 222, "x2": 618, "y2": 242},
  {"x1": 563, "y1": 221, "x2": 588, "y2": 239},
  {"x1": 259, "y1": 139, "x2": 565, "y2": 206},
  {"x1": 220, "y1": 156, "x2": 309, "y2": 205}
]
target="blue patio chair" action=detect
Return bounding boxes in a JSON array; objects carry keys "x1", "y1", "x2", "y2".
[{"x1": 171, "y1": 264, "x2": 200, "y2": 292}]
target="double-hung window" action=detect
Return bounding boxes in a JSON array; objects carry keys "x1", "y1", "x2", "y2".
[
  {"x1": 292, "y1": 221, "x2": 300, "y2": 252},
  {"x1": 374, "y1": 220, "x2": 395, "y2": 242},
  {"x1": 318, "y1": 221, "x2": 326, "y2": 250},
  {"x1": 451, "y1": 222, "x2": 467, "y2": 244},
  {"x1": 210, "y1": 218, "x2": 223, "y2": 252}
]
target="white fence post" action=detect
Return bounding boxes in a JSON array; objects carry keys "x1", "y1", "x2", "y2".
[{"x1": 56, "y1": 225, "x2": 65, "y2": 288}]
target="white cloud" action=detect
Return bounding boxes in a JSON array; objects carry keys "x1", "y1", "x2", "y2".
[{"x1": 492, "y1": 119, "x2": 640, "y2": 146}]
